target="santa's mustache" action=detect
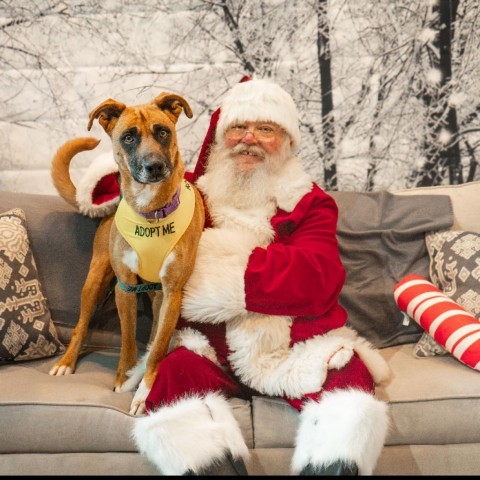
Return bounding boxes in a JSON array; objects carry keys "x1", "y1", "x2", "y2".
[{"x1": 231, "y1": 143, "x2": 266, "y2": 159}]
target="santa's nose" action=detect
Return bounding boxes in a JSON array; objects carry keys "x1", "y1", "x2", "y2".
[{"x1": 242, "y1": 131, "x2": 258, "y2": 143}]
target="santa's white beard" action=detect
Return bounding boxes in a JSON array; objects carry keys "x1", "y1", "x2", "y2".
[{"x1": 198, "y1": 138, "x2": 293, "y2": 211}]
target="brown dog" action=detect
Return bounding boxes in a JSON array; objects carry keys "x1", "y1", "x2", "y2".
[{"x1": 49, "y1": 93, "x2": 205, "y2": 414}]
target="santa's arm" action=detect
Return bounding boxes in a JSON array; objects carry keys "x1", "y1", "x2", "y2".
[
  {"x1": 181, "y1": 187, "x2": 346, "y2": 324},
  {"x1": 245, "y1": 189, "x2": 345, "y2": 317}
]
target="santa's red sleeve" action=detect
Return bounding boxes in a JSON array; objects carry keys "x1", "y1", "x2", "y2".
[{"x1": 244, "y1": 184, "x2": 346, "y2": 318}]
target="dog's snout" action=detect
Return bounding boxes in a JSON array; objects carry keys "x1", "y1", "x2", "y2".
[
  {"x1": 145, "y1": 160, "x2": 165, "y2": 178},
  {"x1": 131, "y1": 155, "x2": 173, "y2": 184}
]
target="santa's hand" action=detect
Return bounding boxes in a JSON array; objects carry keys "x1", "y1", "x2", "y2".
[{"x1": 327, "y1": 345, "x2": 354, "y2": 370}]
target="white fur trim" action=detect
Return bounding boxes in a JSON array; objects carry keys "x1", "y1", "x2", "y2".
[
  {"x1": 76, "y1": 152, "x2": 119, "y2": 217},
  {"x1": 272, "y1": 156, "x2": 313, "y2": 212},
  {"x1": 170, "y1": 327, "x2": 220, "y2": 366},
  {"x1": 333, "y1": 326, "x2": 392, "y2": 386},
  {"x1": 225, "y1": 323, "x2": 390, "y2": 398},
  {"x1": 122, "y1": 326, "x2": 223, "y2": 392},
  {"x1": 216, "y1": 79, "x2": 301, "y2": 153},
  {"x1": 226, "y1": 317, "x2": 355, "y2": 398},
  {"x1": 132, "y1": 392, "x2": 249, "y2": 475},
  {"x1": 291, "y1": 389, "x2": 389, "y2": 475},
  {"x1": 121, "y1": 327, "x2": 223, "y2": 393},
  {"x1": 181, "y1": 228, "x2": 254, "y2": 323}
]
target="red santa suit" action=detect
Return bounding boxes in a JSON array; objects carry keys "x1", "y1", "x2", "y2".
[{"x1": 129, "y1": 79, "x2": 390, "y2": 476}]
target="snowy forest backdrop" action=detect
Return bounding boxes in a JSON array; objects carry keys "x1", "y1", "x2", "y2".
[{"x1": 1, "y1": 0, "x2": 479, "y2": 194}]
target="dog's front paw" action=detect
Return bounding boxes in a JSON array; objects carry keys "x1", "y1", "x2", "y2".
[
  {"x1": 49, "y1": 364, "x2": 74, "y2": 376},
  {"x1": 129, "y1": 379, "x2": 150, "y2": 416}
]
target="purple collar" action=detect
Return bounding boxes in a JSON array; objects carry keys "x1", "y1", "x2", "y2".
[{"x1": 136, "y1": 188, "x2": 181, "y2": 220}]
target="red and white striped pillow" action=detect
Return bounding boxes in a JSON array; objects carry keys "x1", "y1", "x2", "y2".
[{"x1": 394, "y1": 273, "x2": 480, "y2": 371}]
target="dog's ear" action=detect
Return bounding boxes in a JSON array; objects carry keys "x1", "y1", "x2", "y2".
[
  {"x1": 152, "y1": 93, "x2": 193, "y2": 124},
  {"x1": 87, "y1": 99, "x2": 127, "y2": 135}
]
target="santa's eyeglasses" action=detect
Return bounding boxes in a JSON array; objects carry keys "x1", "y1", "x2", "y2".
[{"x1": 225, "y1": 122, "x2": 284, "y2": 141}]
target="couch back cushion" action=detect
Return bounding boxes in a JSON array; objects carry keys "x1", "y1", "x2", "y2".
[
  {"x1": 394, "y1": 181, "x2": 480, "y2": 232},
  {"x1": 330, "y1": 190, "x2": 453, "y2": 348},
  {"x1": 0, "y1": 191, "x2": 152, "y2": 348},
  {"x1": 3, "y1": 181, "x2": 477, "y2": 351}
]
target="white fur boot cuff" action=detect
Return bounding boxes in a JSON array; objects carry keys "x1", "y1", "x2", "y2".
[
  {"x1": 132, "y1": 392, "x2": 249, "y2": 475},
  {"x1": 291, "y1": 389, "x2": 389, "y2": 475}
]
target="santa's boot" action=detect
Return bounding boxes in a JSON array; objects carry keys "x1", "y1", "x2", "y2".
[
  {"x1": 183, "y1": 451, "x2": 248, "y2": 476},
  {"x1": 132, "y1": 392, "x2": 249, "y2": 476},
  {"x1": 291, "y1": 389, "x2": 389, "y2": 476}
]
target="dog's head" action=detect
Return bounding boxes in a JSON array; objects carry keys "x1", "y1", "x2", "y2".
[{"x1": 87, "y1": 93, "x2": 193, "y2": 184}]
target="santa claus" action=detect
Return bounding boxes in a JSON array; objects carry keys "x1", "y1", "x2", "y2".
[{"x1": 129, "y1": 78, "x2": 391, "y2": 476}]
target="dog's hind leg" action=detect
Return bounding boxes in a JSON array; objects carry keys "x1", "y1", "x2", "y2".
[{"x1": 49, "y1": 216, "x2": 114, "y2": 376}]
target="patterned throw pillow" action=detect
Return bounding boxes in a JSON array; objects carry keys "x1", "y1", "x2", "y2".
[
  {"x1": 413, "y1": 230, "x2": 480, "y2": 358},
  {"x1": 0, "y1": 208, "x2": 65, "y2": 361}
]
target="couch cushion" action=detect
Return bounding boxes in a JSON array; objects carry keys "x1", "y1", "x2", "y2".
[
  {"x1": 0, "y1": 453, "x2": 159, "y2": 476},
  {"x1": 252, "y1": 343, "x2": 480, "y2": 448},
  {"x1": 377, "y1": 344, "x2": 480, "y2": 445},
  {"x1": 0, "y1": 349, "x2": 253, "y2": 453}
]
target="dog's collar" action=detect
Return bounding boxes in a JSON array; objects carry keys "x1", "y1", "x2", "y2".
[{"x1": 135, "y1": 188, "x2": 181, "y2": 220}]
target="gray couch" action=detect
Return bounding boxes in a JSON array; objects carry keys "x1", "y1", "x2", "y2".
[{"x1": 2, "y1": 181, "x2": 480, "y2": 476}]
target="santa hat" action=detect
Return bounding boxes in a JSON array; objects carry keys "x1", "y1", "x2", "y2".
[
  {"x1": 215, "y1": 79, "x2": 301, "y2": 153},
  {"x1": 76, "y1": 152, "x2": 120, "y2": 217}
]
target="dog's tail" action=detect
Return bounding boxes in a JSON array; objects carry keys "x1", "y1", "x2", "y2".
[{"x1": 51, "y1": 137, "x2": 101, "y2": 210}]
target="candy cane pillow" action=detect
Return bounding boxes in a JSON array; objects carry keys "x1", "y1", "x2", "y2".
[{"x1": 394, "y1": 273, "x2": 480, "y2": 371}]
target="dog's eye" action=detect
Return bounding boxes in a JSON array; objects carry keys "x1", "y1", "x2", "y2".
[
  {"x1": 123, "y1": 134, "x2": 135, "y2": 144},
  {"x1": 153, "y1": 125, "x2": 170, "y2": 140},
  {"x1": 157, "y1": 128, "x2": 169, "y2": 138}
]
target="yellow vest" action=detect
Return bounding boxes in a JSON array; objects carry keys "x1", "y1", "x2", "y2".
[{"x1": 114, "y1": 180, "x2": 196, "y2": 283}]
